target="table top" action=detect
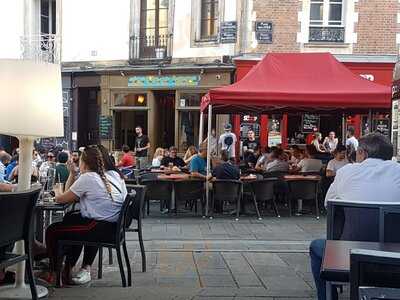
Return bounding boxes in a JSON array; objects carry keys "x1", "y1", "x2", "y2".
[
  {"x1": 283, "y1": 174, "x2": 321, "y2": 181},
  {"x1": 321, "y1": 240, "x2": 400, "y2": 282},
  {"x1": 36, "y1": 201, "x2": 69, "y2": 211},
  {"x1": 157, "y1": 173, "x2": 190, "y2": 181},
  {"x1": 240, "y1": 175, "x2": 258, "y2": 181}
]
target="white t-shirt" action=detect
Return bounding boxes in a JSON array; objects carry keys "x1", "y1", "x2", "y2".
[
  {"x1": 265, "y1": 159, "x2": 289, "y2": 173},
  {"x1": 346, "y1": 136, "x2": 359, "y2": 151},
  {"x1": 152, "y1": 157, "x2": 162, "y2": 167},
  {"x1": 326, "y1": 158, "x2": 400, "y2": 206},
  {"x1": 70, "y1": 170, "x2": 128, "y2": 222},
  {"x1": 326, "y1": 158, "x2": 348, "y2": 173},
  {"x1": 218, "y1": 132, "x2": 237, "y2": 158},
  {"x1": 297, "y1": 158, "x2": 323, "y2": 173}
]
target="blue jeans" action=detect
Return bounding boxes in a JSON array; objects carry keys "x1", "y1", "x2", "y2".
[{"x1": 310, "y1": 239, "x2": 338, "y2": 300}]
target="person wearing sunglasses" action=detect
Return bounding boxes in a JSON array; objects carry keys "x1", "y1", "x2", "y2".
[{"x1": 40, "y1": 145, "x2": 127, "y2": 286}]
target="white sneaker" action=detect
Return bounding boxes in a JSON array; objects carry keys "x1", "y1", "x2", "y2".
[{"x1": 71, "y1": 269, "x2": 91, "y2": 285}]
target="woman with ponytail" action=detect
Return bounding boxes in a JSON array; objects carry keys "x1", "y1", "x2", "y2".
[{"x1": 42, "y1": 145, "x2": 127, "y2": 286}]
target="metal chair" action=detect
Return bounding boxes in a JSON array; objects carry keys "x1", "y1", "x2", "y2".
[
  {"x1": 249, "y1": 178, "x2": 280, "y2": 219},
  {"x1": 0, "y1": 187, "x2": 41, "y2": 300},
  {"x1": 99, "y1": 185, "x2": 147, "y2": 277},
  {"x1": 173, "y1": 179, "x2": 205, "y2": 215},
  {"x1": 350, "y1": 249, "x2": 400, "y2": 300},
  {"x1": 57, "y1": 193, "x2": 136, "y2": 287},
  {"x1": 211, "y1": 179, "x2": 242, "y2": 220},
  {"x1": 140, "y1": 179, "x2": 173, "y2": 215},
  {"x1": 287, "y1": 178, "x2": 320, "y2": 219}
]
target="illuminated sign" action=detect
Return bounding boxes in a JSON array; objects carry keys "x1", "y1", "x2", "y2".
[{"x1": 128, "y1": 75, "x2": 200, "y2": 88}]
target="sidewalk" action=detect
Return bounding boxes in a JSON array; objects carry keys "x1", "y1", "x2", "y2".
[{"x1": 47, "y1": 214, "x2": 327, "y2": 300}]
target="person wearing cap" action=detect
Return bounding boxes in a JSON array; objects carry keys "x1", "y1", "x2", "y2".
[{"x1": 218, "y1": 124, "x2": 237, "y2": 161}]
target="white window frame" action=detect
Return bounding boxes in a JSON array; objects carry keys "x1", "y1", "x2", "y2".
[
  {"x1": 40, "y1": 0, "x2": 57, "y2": 35},
  {"x1": 310, "y1": 0, "x2": 344, "y2": 27}
]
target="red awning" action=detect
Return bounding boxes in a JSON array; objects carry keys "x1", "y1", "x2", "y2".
[{"x1": 201, "y1": 53, "x2": 392, "y2": 113}]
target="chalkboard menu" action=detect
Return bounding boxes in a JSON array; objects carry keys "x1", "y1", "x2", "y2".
[
  {"x1": 255, "y1": 21, "x2": 273, "y2": 44},
  {"x1": 374, "y1": 119, "x2": 390, "y2": 137},
  {"x1": 99, "y1": 115, "x2": 113, "y2": 140},
  {"x1": 302, "y1": 114, "x2": 320, "y2": 133},
  {"x1": 220, "y1": 21, "x2": 237, "y2": 44}
]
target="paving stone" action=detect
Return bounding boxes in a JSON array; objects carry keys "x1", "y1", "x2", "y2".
[{"x1": 200, "y1": 275, "x2": 237, "y2": 287}]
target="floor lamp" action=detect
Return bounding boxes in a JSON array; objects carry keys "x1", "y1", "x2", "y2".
[{"x1": 0, "y1": 59, "x2": 64, "y2": 298}]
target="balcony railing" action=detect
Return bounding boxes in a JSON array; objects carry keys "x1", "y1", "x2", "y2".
[
  {"x1": 309, "y1": 27, "x2": 345, "y2": 43},
  {"x1": 21, "y1": 34, "x2": 61, "y2": 63},
  {"x1": 129, "y1": 34, "x2": 173, "y2": 64}
]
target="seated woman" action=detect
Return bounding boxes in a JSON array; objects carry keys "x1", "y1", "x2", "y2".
[
  {"x1": 41, "y1": 145, "x2": 127, "y2": 286},
  {"x1": 183, "y1": 146, "x2": 198, "y2": 165},
  {"x1": 264, "y1": 148, "x2": 289, "y2": 173},
  {"x1": 151, "y1": 147, "x2": 164, "y2": 168},
  {"x1": 294, "y1": 145, "x2": 323, "y2": 173},
  {"x1": 326, "y1": 144, "x2": 348, "y2": 178}
]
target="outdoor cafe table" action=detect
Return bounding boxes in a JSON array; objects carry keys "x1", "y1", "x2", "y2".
[
  {"x1": 321, "y1": 240, "x2": 400, "y2": 300},
  {"x1": 157, "y1": 173, "x2": 191, "y2": 211},
  {"x1": 36, "y1": 200, "x2": 69, "y2": 242}
]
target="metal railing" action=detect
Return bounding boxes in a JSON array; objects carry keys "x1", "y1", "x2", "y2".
[
  {"x1": 21, "y1": 34, "x2": 61, "y2": 63},
  {"x1": 129, "y1": 34, "x2": 173, "y2": 63},
  {"x1": 309, "y1": 27, "x2": 345, "y2": 43}
]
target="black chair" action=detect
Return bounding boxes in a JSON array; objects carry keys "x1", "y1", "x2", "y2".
[
  {"x1": 350, "y1": 249, "x2": 400, "y2": 300},
  {"x1": 211, "y1": 179, "x2": 242, "y2": 220},
  {"x1": 140, "y1": 179, "x2": 173, "y2": 215},
  {"x1": 173, "y1": 179, "x2": 205, "y2": 215},
  {"x1": 57, "y1": 193, "x2": 136, "y2": 287},
  {"x1": 99, "y1": 185, "x2": 147, "y2": 276},
  {"x1": 379, "y1": 207, "x2": 400, "y2": 243},
  {"x1": 249, "y1": 178, "x2": 280, "y2": 218},
  {"x1": 0, "y1": 187, "x2": 41, "y2": 300},
  {"x1": 287, "y1": 178, "x2": 320, "y2": 219}
]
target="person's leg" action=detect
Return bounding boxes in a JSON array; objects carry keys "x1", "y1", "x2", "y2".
[
  {"x1": 310, "y1": 239, "x2": 327, "y2": 300},
  {"x1": 81, "y1": 246, "x2": 99, "y2": 269}
]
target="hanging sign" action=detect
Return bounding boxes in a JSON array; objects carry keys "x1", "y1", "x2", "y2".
[{"x1": 302, "y1": 114, "x2": 320, "y2": 133}]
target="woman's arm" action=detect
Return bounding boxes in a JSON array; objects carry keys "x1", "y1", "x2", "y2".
[{"x1": 55, "y1": 190, "x2": 79, "y2": 204}]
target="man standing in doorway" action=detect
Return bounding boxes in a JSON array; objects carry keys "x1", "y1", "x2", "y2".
[
  {"x1": 218, "y1": 124, "x2": 237, "y2": 162},
  {"x1": 134, "y1": 126, "x2": 150, "y2": 169}
]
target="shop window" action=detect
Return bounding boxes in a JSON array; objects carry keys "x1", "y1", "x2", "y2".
[
  {"x1": 178, "y1": 93, "x2": 201, "y2": 108},
  {"x1": 178, "y1": 111, "x2": 199, "y2": 152},
  {"x1": 309, "y1": 0, "x2": 345, "y2": 43},
  {"x1": 113, "y1": 93, "x2": 148, "y2": 107},
  {"x1": 200, "y1": 0, "x2": 219, "y2": 40}
]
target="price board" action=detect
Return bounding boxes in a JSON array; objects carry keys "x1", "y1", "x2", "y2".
[
  {"x1": 99, "y1": 115, "x2": 113, "y2": 140},
  {"x1": 302, "y1": 114, "x2": 320, "y2": 133}
]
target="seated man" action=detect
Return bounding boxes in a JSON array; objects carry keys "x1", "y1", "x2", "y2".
[
  {"x1": 212, "y1": 150, "x2": 240, "y2": 180},
  {"x1": 295, "y1": 144, "x2": 323, "y2": 173},
  {"x1": 190, "y1": 144, "x2": 207, "y2": 179},
  {"x1": 325, "y1": 144, "x2": 348, "y2": 178},
  {"x1": 116, "y1": 145, "x2": 135, "y2": 168},
  {"x1": 264, "y1": 148, "x2": 289, "y2": 173},
  {"x1": 161, "y1": 146, "x2": 185, "y2": 168},
  {"x1": 310, "y1": 133, "x2": 400, "y2": 300}
]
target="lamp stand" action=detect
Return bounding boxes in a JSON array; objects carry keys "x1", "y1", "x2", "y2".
[{"x1": 0, "y1": 137, "x2": 48, "y2": 298}]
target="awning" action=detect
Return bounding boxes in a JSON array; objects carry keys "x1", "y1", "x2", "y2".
[{"x1": 201, "y1": 52, "x2": 392, "y2": 114}]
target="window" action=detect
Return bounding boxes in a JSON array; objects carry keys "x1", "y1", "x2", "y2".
[
  {"x1": 310, "y1": 0, "x2": 343, "y2": 27},
  {"x1": 113, "y1": 93, "x2": 148, "y2": 107},
  {"x1": 309, "y1": 0, "x2": 345, "y2": 43},
  {"x1": 140, "y1": 0, "x2": 169, "y2": 38},
  {"x1": 40, "y1": 0, "x2": 56, "y2": 35},
  {"x1": 200, "y1": 0, "x2": 219, "y2": 40}
]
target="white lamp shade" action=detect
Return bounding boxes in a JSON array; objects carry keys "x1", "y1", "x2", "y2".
[{"x1": 0, "y1": 59, "x2": 64, "y2": 138}]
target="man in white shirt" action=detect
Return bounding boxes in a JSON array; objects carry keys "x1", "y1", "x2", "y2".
[
  {"x1": 345, "y1": 127, "x2": 359, "y2": 151},
  {"x1": 218, "y1": 124, "x2": 237, "y2": 161},
  {"x1": 310, "y1": 133, "x2": 400, "y2": 300}
]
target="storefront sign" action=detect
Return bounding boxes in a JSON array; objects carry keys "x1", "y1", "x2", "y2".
[
  {"x1": 99, "y1": 115, "x2": 113, "y2": 140},
  {"x1": 255, "y1": 21, "x2": 273, "y2": 44},
  {"x1": 302, "y1": 114, "x2": 320, "y2": 133},
  {"x1": 128, "y1": 75, "x2": 200, "y2": 88},
  {"x1": 220, "y1": 21, "x2": 237, "y2": 44}
]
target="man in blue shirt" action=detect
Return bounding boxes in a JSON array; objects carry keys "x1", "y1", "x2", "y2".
[
  {"x1": 0, "y1": 152, "x2": 11, "y2": 182},
  {"x1": 212, "y1": 150, "x2": 240, "y2": 180},
  {"x1": 190, "y1": 144, "x2": 207, "y2": 178}
]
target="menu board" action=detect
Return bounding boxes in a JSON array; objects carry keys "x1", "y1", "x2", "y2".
[
  {"x1": 99, "y1": 115, "x2": 113, "y2": 140},
  {"x1": 220, "y1": 21, "x2": 237, "y2": 44},
  {"x1": 302, "y1": 114, "x2": 320, "y2": 133},
  {"x1": 374, "y1": 119, "x2": 390, "y2": 137}
]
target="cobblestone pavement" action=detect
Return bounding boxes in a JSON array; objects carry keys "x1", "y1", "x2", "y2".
[{"x1": 43, "y1": 210, "x2": 332, "y2": 300}]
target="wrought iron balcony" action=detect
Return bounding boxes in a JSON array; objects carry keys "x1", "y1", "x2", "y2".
[
  {"x1": 129, "y1": 34, "x2": 173, "y2": 64},
  {"x1": 21, "y1": 34, "x2": 61, "y2": 63},
  {"x1": 309, "y1": 27, "x2": 345, "y2": 43}
]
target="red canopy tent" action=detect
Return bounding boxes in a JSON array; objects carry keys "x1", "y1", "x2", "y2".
[
  {"x1": 199, "y1": 53, "x2": 391, "y2": 217},
  {"x1": 201, "y1": 52, "x2": 391, "y2": 113}
]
